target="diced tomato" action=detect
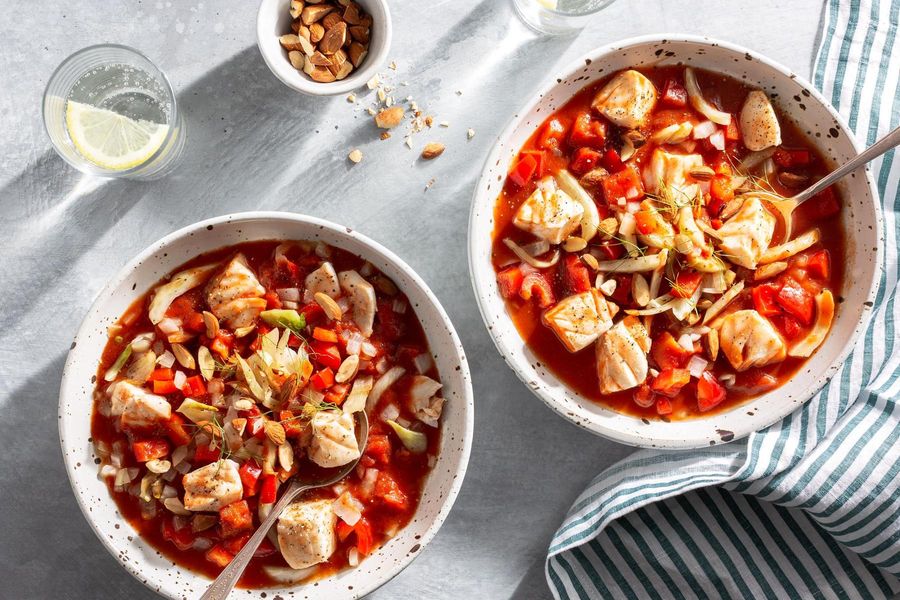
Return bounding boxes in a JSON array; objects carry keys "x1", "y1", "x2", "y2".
[
  {"x1": 153, "y1": 379, "x2": 179, "y2": 395},
  {"x1": 661, "y1": 78, "x2": 688, "y2": 107},
  {"x1": 337, "y1": 520, "x2": 354, "y2": 541},
  {"x1": 182, "y1": 375, "x2": 206, "y2": 397},
  {"x1": 162, "y1": 518, "x2": 195, "y2": 551},
  {"x1": 209, "y1": 331, "x2": 234, "y2": 359},
  {"x1": 365, "y1": 434, "x2": 392, "y2": 465},
  {"x1": 376, "y1": 299, "x2": 405, "y2": 342},
  {"x1": 254, "y1": 537, "x2": 278, "y2": 558},
  {"x1": 773, "y1": 314, "x2": 803, "y2": 339},
  {"x1": 310, "y1": 368, "x2": 335, "y2": 391},
  {"x1": 194, "y1": 443, "x2": 221, "y2": 464},
  {"x1": 806, "y1": 250, "x2": 831, "y2": 280},
  {"x1": 600, "y1": 148, "x2": 625, "y2": 173},
  {"x1": 279, "y1": 410, "x2": 303, "y2": 438},
  {"x1": 655, "y1": 396, "x2": 673, "y2": 415},
  {"x1": 219, "y1": 500, "x2": 253, "y2": 538},
  {"x1": 259, "y1": 475, "x2": 277, "y2": 504},
  {"x1": 569, "y1": 147, "x2": 603, "y2": 175},
  {"x1": 776, "y1": 278, "x2": 815, "y2": 325},
  {"x1": 804, "y1": 187, "x2": 841, "y2": 220},
  {"x1": 246, "y1": 415, "x2": 265, "y2": 439},
  {"x1": 522, "y1": 150, "x2": 546, "y2": 178},
  {"x1": 299, "y1": 301, "x2": 325, "y2": 326},
  {"x1": 651, "y1": 331, "x2": 693, "y2": 370},
  {"x1": 724, "y1": 118, "x2": 741, "y2": 142},
  {"x1": 132, "y1": 438, "x2": 170, "y2": 462},
  {"x1": 773, "y1": 147, "x2": 811, "y2": 168},
  {"x1": 148, "y1": 368, "x2": 174, "y2": 381},
  {"x1": 633, "y1": 383, "x2": 656, "y2": 408},
  {"x1": 561, "y1": 254, "x2": 591, "y2": 294},
  {"x1": 205, "y1": 544, "x2": 234, "y2": 567},
  {"x1": 497, "y1": 265, "x2": 525, "y2": 299},
  {"x1": 519, "y1": 272, "x2": 556, "y2": 308},
  {"x1": 752, "y1": 284, "x2": 782, "y2": 317},
  {"x1": 312, "y1": 327, "x2": 338, "y2": 343},
  {"x1": 610, "y1": 274, "x2": 633, "y2": 306},
  {"x1": 697, "y1": 371, "x2": 727, "y2": 412},
  {"x1": 165, "y1": 413, "x2": 193, "y2": 446},
  {"x1": 568, "y1": 111, "x2": 607, "y2": 149},
  {"x1": 597, "y1": 239, "x2": 624, "y2": 261},
  {"x1": 670, "y1": 270, "x2": 703, "y2": 299},
  {"x1": 325, "y1": 383, "x2": 350, "y2": 406},
  {"x1": 508, "y1": 153, "x2": 539, "y2": 188},
  {"x1": 354, "y1": 518, "x2": 374, "y2": 556},
  {"x1": 650, "y1": 368, "x2": 691, "y2": 398},
  {"x1": 312, "y1": 342, "x2": 342, "y2": 370},
  {"x1": 263, "y1": 291, "x2": 282, "y2": 310},
  {"x1": 375, "y1": 472, "x2": 409, "y2": 510},
  {"x1": 239, "y1": 460, "x2": 262, "y2": 497},
  {"x1": 601, "y1": 168, "x2": 643, "y2": 205},
  {"x1": 538, "y1": 118, "x2": 567, "y2": 151}
]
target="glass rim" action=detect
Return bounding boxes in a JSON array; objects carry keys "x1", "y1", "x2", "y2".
[
  {"x1": 41, "y1": 43, "x2": 180, "y2": 178},
  {"x1": 523, "y1": 0, "x2": 617, "y2": 18}
]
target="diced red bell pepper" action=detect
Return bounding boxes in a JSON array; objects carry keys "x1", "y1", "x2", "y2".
[
  {"x1": 600, "y1": 148, "x2": 625, "y2": 173},
  {"x1": 219, "y1": 500, "x2": 253, "y2": 538},
  {"x1": 497, "y1": 265, "x2": 525, "y2": 299},
  {"x1": 148, "y1": 368, "x2": 174, "y2": 381},
  {"x1": 773, "y1": 315, "x2": 803, "y2": 340},
  {"x1": 263, "y1": 291, "x2": 282, "y2": 310},
  {"x1": 365, "y1": 434, "x2": 392, "y2": 465},
  {"x1": 805, "y1": 187, "x2": 841, "y2": 220},
  {"x1": 697, "y1": 371, "x2": 727, "y2": 412},
  {"x1": 538, "y1": 118, "x2": 567, "y2": 150},
  {"x1": 508, "y1": 153, "x2": 540, "y2": 189},
  {"x1": 310, "y1": 367, "x2": 335, "y2": 391},
  {"x1": 312, "y1": 327, "x2": 339, "y2": 343},
  {"x1": 209, "y1": 331, "x2": 234, "y2": 359},
  {"x1": 246, "y1": 415, "x2": 265, "y2": 439},
  {"x1": 299, "y1": 301, "x2": 325, "y2": 326},
  {"x1": 710, "y1": 173, "x2": 735, "y2": 206},
  {"x1": 651, "y1": 331, "x2": 693, "y2": 370},
  {"x1": 776, "y1": 278, "x2": 815, "y2": 325},
  {"x1": 259, "y1": 475, "x2": 277, "y2": 504},
  {"x1": 561, "y1": 254, "x2": 592, "y2": 294},
  {"x1": 193, "y1": 443, "x2": 221, "y2": 464},
  {"x1": 239, "y1": 460, "x2": 262, "y2": 497},
  {"x1": 752, "y1": 284, "x2": 782, "y2": 317},
  {"x1": 519, "y1": 272, "x2": 556, "y2": 308},
  {"x1": 337, "y1": 520, "x2": 354, "y2": 541},
  {"x1": 353, "y1": 518, "x2": 374, "y2": 556},
  {"x1": 601, "y1": 168, "x2": 643, "y2": 205},
  {"x1": 655, "y1": 396, "x2": 674, "y2": 415},
  {"x1": 633, "y1": 383, "x2": 656, "y2": 408},
  {"x1": 312, "y1": 341, "x2": 342, "y2": 370},
  {"x1": 182, "y1": 375, "x2": 207, "y2": 397},
  {"x1": 184, "y1": 310, "x2": 206, "y2": 334},
  {"x1": 610, "y1": 274, "x2": 633, "y2": 306},
  {"x1": 634, "y1": 211, "x2": 656, "y2": 235},
  {"x1": 661, "y1": 78, "x2": 688, "y2": 107},
  {"x1": 569, "y1": 147, "x2": 603, "y2": 175},
  {"x1": 205, "y1": 544, "x2": 234, "y2": 568},
  {"x1": 162, "y1": 517, "x2": 195, "y2": 551},
  {"x1": 522, "y1": 150, "x2": 546, "y2": 178},
  {"x1": 724, "y1": 118, "x2": 741, "y2": 142},
  {"x1": 375, "y1": 472, "x2": 409, "y2": 511},
  {"x1": 279, "y1": 410, "x2": 304, "y2": 438},
  {"x1": 153, "y1": 379, "x2": 179, "y2": 395},
  {"x1": 132, "y1": 438, "x2": 170, "y2": 462},
  {"x1": 806, "y1": 250, "x2": 831, "y2": 280},
  {"x1": 773, "y1": 147, "x2": 811, "y2": 168},
  {"x1": 651, "y1": 368, "x2": 691, "y2": 398},
  {"x1": 568, "y1": 111, "x2": 607, "y2": 149},
  {"x1": 165, "y1": 414, "x2": 193, "y2": 446},
  {"x1": 325, "y1": 383, "x2": 350, "y2": 406},
  {"x1": 670, "y1": 270, "x2": 703, "y2": 299}
]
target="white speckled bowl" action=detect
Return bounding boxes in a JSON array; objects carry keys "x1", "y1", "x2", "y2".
[
  {"x1": 256, "y1": 0, "x2": 391, "y2": 96},
  {"x1": 468, "y1": 35, "x2": 882, "y2": 449},
  {"x1": 59, "y1": 212, "x2": 473, "y2": 599}
]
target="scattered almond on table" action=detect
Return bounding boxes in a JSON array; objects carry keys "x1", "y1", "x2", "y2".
[
  {"x1": 421, "y1": 142, "x2": 445, "y2": 160},
  {"x1": 280, "y1": 0, "x2": 372, "y2": 83}
]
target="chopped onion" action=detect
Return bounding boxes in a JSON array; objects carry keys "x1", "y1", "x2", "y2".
[
  {"x1": 709, "y1": 130, "x2": 726, "y2": 151},
  {"x1": 367, "y1": 367, "x2": 405, "y2": 410},
  {"x1": 192, "y1": 537, "x2": 213, "y2": 551},
  {"x1": 381, "y1": 403, "x2": 401, "y2": 422},
  {"x1": 413, "y1": 352, "x2": 433, "y2": 374},
  {"x1": 503, "y1": 238, "x2": 560, "y2": 268},
  {"x1": 348, "y1": 547, "x2": 360, "y2": 567},
  {"x1": 277, "y1": 287, "x2": 300, "y2": 302},
  {"x1": 314, "y1": 241, "x2": 330, "y2": 258},
  {"x1": 333, "y1": 491, "x2": 364, "y2": 526},
  {"x1": 156, "y1": 350, "x2": 176, "y2": 369},
  {"x1": 346, "y1": 331, "x2": 365, "y2": 355},
  {"x1": 556, "y1": 170, "x2": 600, "y2": 241},
  {"x1": 687, "y1": 355, "x2": 709, "y2": 377},
  {"x1": 685, "y1": 68, "x2": 732, "y2": 125},
  {"x1": 692, "y1": 120, "x2": 716, "y2": 140},
  {"x1": 344, "y1": 375, "x2": 374, "y2": 414},
  {"x1": 677, "y1": 334, "x2": 694, "y2": 352},
  {"x1": 262, "y1": 565, "x2": 317, "y2": 584},
  {"x1": 520, "y1": 239, "x2": 550, "y2": 257},
  {"x1": 393, "y1": 298, "x2": 408, "y2": 314},
  {"x1": 173, "y1": 370, "x2": 187, "y2": 391},
  {"x1": 281, "y1": 300, "x2": 299, "y2": 310},
  {"x1": 157, "y1": 318, "x2": 181, "y2": 335},
  {"x1": 359, "y1": 262, "x2": 375, "y2": 277},
  {"x1": 130, "y1": 332, "x2": 155, "y2": 353},
  {"x1": 719, "y1": 373, "x2": 737, "y2": 387},
  {"x1": 619, "y1": 212, "x2": 636, "y2": 237},
  {"x1": 99, "y1": 464, "x2": 117, "y2": 479},
  {"x1": 360, "y1": 468, "x2": 379, "y2": 499}
]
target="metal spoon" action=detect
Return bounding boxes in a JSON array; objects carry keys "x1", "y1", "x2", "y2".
[
  {"x1": 748, "y1": 125, "x2": 900, "y2": 241},
  {"x1": 200, "y1": 411, "x2": 369, "y2": 600}
]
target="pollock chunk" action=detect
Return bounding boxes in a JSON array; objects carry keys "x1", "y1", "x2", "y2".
[
  {"x1": 338, "y1": 270, "x2": 377, "y2": 337},
  {"x1": 305, "y1": 262, "x2": 340, "y2": 299},
  {"x1": 740, "y1": 90, "x2": 782, "y2": 151},
  {"x1": 595, "y1": 316, "x2": 652, "y2": 394},
  {"x1": 717, "y1": 309, "x2": 786, "y2": 371},
  {"x1": 716, "y1": 197, "x2": 776, "y2": 269},
  {"x1": 643, "y1": 149, "x2": 705, "y2": 204},
  {"x1": 181, "y1": 459, "x2": 243, "y2": 512},
  {"x1": 408, "y1": 375, "x2": 445, "y2": 427},
  {"x1": 109, "y1": 381, "x2": 172, "y2": 429},
  {"x1": 543, "y1": 289, "x2": 619, "y2": 352},
  {"x1": 592, "y1": 70, "x2": 658, "y2": 129},
  {"x1": 513, "y1": 176, "x2": 584, "y2": 245},
  {"x1": 206, "y1": 254, "x2": 267, "y2": 329},
  {"x1": 277, "y1": 499, "x2": 337, "y2": 569},
  {"x1": 308, "y1": 411, "x2": 360, "y2": 468}
]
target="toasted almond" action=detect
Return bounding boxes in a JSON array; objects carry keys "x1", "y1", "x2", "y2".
[
  {"x1": 197, "y1": 345, "x2": 215, "y2": 381},
  {"x1": 348, "y1": 25, "x2": 369, "y2": 43},
  {"x1": 581, "y1": 253, "x2": 600, "y2": 270},
  {"x1": 348, "y1": 148, "x2": 363, "y2": 163},
  {"x1": 146, "y1": 459, "x2": 171, "y2": 474},
  {"x1": 234, "y1": 325, "x2": 256, "y2": 338},
  {"x1": 335, "y1": 354, "x2": 360, "y2": 383},
  {"x1": 309, "y1": 50, "x2": 331, "y2": 66},
  {"x1": 421, "y1": 142, "x2": 445, "y2": 160},
  {"x1": 343, "y1": 3, "x2": 360, "y2": 24},
  {"x1": 309, "y1": 66, "x2": 337, "y2": 82},
  {"x1": 301, "y1": 4, "x2": 333, "y2": 25},
  {"x1": 359, "y1": 14, "x2": 372, "y2": 28},
  {"x1": 754, "y1": 261, "x2": 788, "y2": 280},
  {"x1": 196, "y1": 420, "x2": 222, "y2": 439},
  {"x1": 322, "y1": 11, "x2": 342, "y2": 28},
  {"x1": 348, "y1": 42, "x2": 367, "y2": 67},
  {"x1": 375, "y1": 106, "x2": 404, "y2": 129},
  {"x1": 290, "y1": 20, "x2": 302, "y2": 33},
  {"x1": 380, "y1": 131, "x2": 391, "y2": 140},
  {"x1": 314, "y1": 291, "x2": 343, "y2": 320},
  {"x1": 707, "y1": 329, "x2": 719, "y2": 361},
  {"x1": 163, "y1": 497, "x2": 192, "y2": 516},
  {"x1": 298, "y1": 24, "x2": 311, "y2": 40},
  {"x1": 298, "y1": 35, "x2": 315, "y2": 56},
  {"x1": 632, "y1": 273, "x2": 650, "y2": 307},
  {"x1": 278, "y1": 443, "x2": 294, "y2": 472},
  {"x1": 319, "y1": 21, "x2": 347, "y2": 55},
  {"x1": 334, "y1": 60, "x2": 353, "y2": 80},
  {"x1": 302, "y1": 57, "x2": 315, "y2": 75},
  {"x1": 201, "y1": 311, "x2": 219, "y2": 339},
  {"x1": 563, "y1": 236, "x2": 587, "y2": 252},
  {"x1": 289, "y1": 0, "x2": 304, "y2": 19},
  {"x1": 598, "y1": 217, "x2": 619, "y2": 238},
  {"x1": 231, "y1": 418, "x2": 247, "y2": 436},
  {"x1": 265, "y1": 420, "x2": 287, "y2": 446},
  {"x1": 171, "y1": 343, "x2": 195, "y2": 370},
  {"x1": 288, "y1": 50, "x2": 305, "y2": 70},
  {"x1": 166, "y1": 332, "x2": 194, "y2": 344},
  {"x1": 233, "y1": 398, "x2": 254, "y2": 411},
  {"x1": 279, "y1": 34, "x2": 304, "y2": 51},
  {"x1": 374, "y1": 275, "x2": 398, "y2": 296},
  {"x1": 309, "y1": 21, "x2": 324, "y2": 43},
  {"x1": 688, "y1": 165, "x2": 716, "y2": 181}
]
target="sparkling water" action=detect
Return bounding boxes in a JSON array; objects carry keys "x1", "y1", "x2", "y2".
[{"x1": 66, "y1": 63, "x2": 170, "y2": 125}]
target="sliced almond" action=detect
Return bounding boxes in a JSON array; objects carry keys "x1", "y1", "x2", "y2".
[
  {"x1": 309, "y1": 66, "x2": 337, "y2": 82},
  {"x1": 632, "y1": 273, "x2": 650, "y2": 307},
  {"x1": 289, "y1": 0, "x2": 304, "y2": 19},
  {"x1": 196, "y1": 420, "x2": 222, "y2": 439},
  {"x1": 335, "y1": 354, "x2": 360, "y2": 383},
  {"x1": 321, "y1": 11, "x2": 342, "y2": 29},
  {"x1": 146, "y1": 459, "x2": 171, "y2": 474},
  {"x1": 171, "y1": 343, "x2": 195, "y2": 370},
  {"x1": 309, "y1": 22, "x2": 324, "y2": 43},
  {"x1": 314, "y1": 291, "x2": 343, "y2": 320},
  {"x1": 581, "y1": 253, "x2": 600, "y2": 271},
  {"x1": 231, "y1": 418, "x2": 247, "y2": 436},
  {"x1": 301, "y1": 4, "x2": 333, "y2": 25},
  {"x1": 421, "y1": 142, "x2": 445, "y2": 160},
  {"x1": 328, "y1": 49, "x2": 347, "y2": 75},
  {"x1": 265, "y1": 420, "x2": 287, "y2": 446},
  {"x1": 278, "y1": 443, "x2": 294, "y2": 472},
  {"x1": 688, "y1": 165, "x2": 716, "y2": 181},
  {"x1": 233, "y1": 398, "x2": 254, "y2": 411},
  {"x1": 319, "y1": 21, "x2": 347, "y2": 55},
  {"x1": 348, "y1": 148, "x2": 363, "y2": 163},
  {"x1": 348, "y1": 42, "x2": 367, "y2": 67},
  {"x1": 707, "y1": 329, "x2": 719, "y2": 361},
  {"x1": 563, "y1": 236, "x2": 587, "y2": 252},
  {"x1": 288, "y1": 50, "x2": 305, "y2": 69},
  {"x1": 298, "y1": 35, "x2": 315, "y2": 56},
  {"x1": 166, "y1": 332, "x2": 194, "y2": 344},
  {"x1": 348, "y1": 25, "x2": 369, "y2": 44},
  {"x1": 202, "y1": 311, "x2": 220, "y2": 339},
  {"x1": 598, "y1": 217, "x2": 619, "y2": 238},
  {"x1": 279, "y1": 34, "x2": 304, "y2": 51},
  {"x1": 309, "y1": 51, "x2": 331, "y2": 66},
  {"x1": 375, "y1": 106, "x2": 404, "y2": 129},
  {"x1": 343, "y1": 3, "x2": 360, "y2": 24},
  {"x1": 197, "y1": 345, "x2": 215, "y2": 381}
]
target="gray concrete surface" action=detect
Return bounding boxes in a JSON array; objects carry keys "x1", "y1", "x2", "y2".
[{"x1": 0, "y1": 0, "x2": 825, "y2": 597}]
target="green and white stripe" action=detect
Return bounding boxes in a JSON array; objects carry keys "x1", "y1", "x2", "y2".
[{"x1": 547, "y1": 1, "x2": 900, "y2": 597}]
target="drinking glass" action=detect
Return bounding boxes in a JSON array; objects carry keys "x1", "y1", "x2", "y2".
[{"x1": 512, "y1": 0, "x2": 618, "y2": 34}]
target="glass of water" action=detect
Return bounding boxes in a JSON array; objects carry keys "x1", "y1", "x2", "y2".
[
  {"x1": 42, "y1": 44, "x2": 185, "y2": 180},
  {"x1": 512, "y1": 0, "x2": 618, "y2": 34}
]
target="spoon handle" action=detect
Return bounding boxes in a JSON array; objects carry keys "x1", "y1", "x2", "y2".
[
  {"x1": 795, "y1": 125, "x2": 900, "y2": 204},
  {"x1": 200, "y1": 480, "x2": 307, "y2": 600}
]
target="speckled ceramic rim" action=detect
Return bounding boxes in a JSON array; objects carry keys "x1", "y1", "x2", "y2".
[
  {"x1": 468, "y1": 34, "x2": 883, "y2": 449},
  {"x1": 59, "y1": 211, "x2": 473, "y2": 599}
]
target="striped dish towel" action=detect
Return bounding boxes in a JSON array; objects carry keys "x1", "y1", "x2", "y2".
[{"x1": 546, "y1": 2, "x2": 900, "y2": 598}]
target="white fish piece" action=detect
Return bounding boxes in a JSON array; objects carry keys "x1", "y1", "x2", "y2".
[
  {"x1": 643, "y1": 149, "x2": 704, "y2": 204},
  {"x1": 542, "y1": 289, "x2": 619, "y2": 352},
  {"x1": 338, "y1": 270, "x2": 377, "y2": 337},
  {"x1": 305, "y1": 262, "x2": 340, "y2": 299},
  {"x1": 308, "y1": 411, "x2": 361, "y2": 468},
  {"x1": 717, "y1": 309, "x2": 786, "y2": 371},
  {"x1": 513, "y1": 176, "x2": 584, "y2": 245},
  {"x1": 595, "y1": 316, "x2": 652, "y2": 394},
  {"x1": 408, "y1": 375, "x2": 445, "y2": 427},
  {"x1": 716, "y1": 197, "x2": 776, "y2": 269},
  {"x1": 740, "y1": 90, "x2": 782, "y2": 151},
  {"x1": 205, "y1": 254, "x2": 267, "y2": 329},
  {"x1": 277, "y1": 499, "x2": 337, "y2": 569},
  {"x1": 181, "y1": 459, "x2": 243, "y2": 512},
  {"x1": 592, "y1": 70, "x2": 658, "y2": 128},
  {"x1": 636, "y1": 199, "x2": 675, "y2": 249},
  {"x1": 109, "y1": 381, "x2": 172, "y2": 429}
]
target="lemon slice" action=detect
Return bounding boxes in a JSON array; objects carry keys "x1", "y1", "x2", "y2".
[
  {"x1": 65, "y1": 101, "x2": 169, "y2": 171},
  {"x1": 536, "y1": 0, "x2": 558, "y2": 8}
]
